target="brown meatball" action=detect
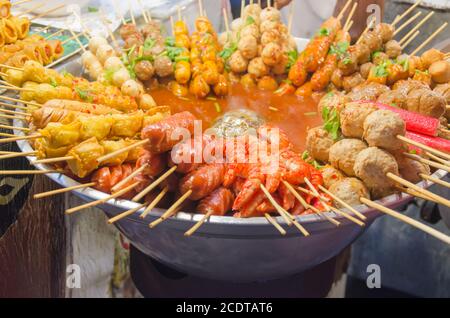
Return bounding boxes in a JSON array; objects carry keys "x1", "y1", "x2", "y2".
[
  {"x1": 342, "y1": 73, "x2": 364, "y2": 93},
  {"x1": 248, "y1": 57, "x2": 269, "y2": 78},
  {"x1": 372, "y1": 52, "x2": 389, "y2": 65},
  {"x1": 329, "y1": 178, "x2": 370, "y2": 207},
  {"x1": 134, "y1": 60, "x2": 155, "y2": 81},
  {"x1": 306, "y1": 126, "x2": 335, "y2": 162},
  {"x1": 360, "y1": 62, "x2": 374, "y2": 79},
  {"x1": 363, "y1": 110, "x2": 406, "y2": 152},
  {"x1": 348, "y1": 82, "x2": 390, "y2": 101},
  {"x1": 393, "y1": 79, "x2": 429, "y2": 96},
  {"x1": 238, "y1": 35, "x2": 258, "y2": 60},
  {"x1": 229, "y1": 50, "x2": 249, "y2": 74},
  {"x1": 329, "y1": 139, "x2": 368, "y2": 177},
  {"x1": 374, "y1": 23, "x2": 395, "y2": 43},
  {"x1": 257, "y1": 76, "x2": 278, "y2": 91},
  {"x1": 355, "y1": 45, "x2": 371, "y2": 64},
  {"x1": 377, "y1": 90, "x2": 407, "y2": 109},
  {"x1": 434, "y1": 84, "x2": 450, "y2": 120},
  {"x1": 354, "y1": 147, "x2": 399, "y2": 196},
  {"x1": 321, "y1": 165, "x2": 345, "y2": 189},
  {"x1": 359, "y1": 31, "x2": 383, "y2": 52},
  {"x1": 420, "y1": 49, "x2": 445, "y2": 69},
  {"x1": 429, "y1": 60, "x2": 450, "y2": 84},
  {"x1": 261, "y1": 42, "x2": 282, "y2": 66},
  {"x1": 240, "y1": 73, "x2": 257, "y2": 89},
  {"x1": 154, "y1": 56, "x2": 174, "y2": 77},
  {"x1": 331, "y1": 68, "x2": 344, "y2": 89},
  {"x1": 406, "y1": 89, "x2": 446, "y2": 119},
  {"x1": 396, "y1": 155, "x2": 431, "y2": 184},
  {"x1": 340, "y1": 101, "x2": 378, "y2": 139},
  {"x1": 385, "y1": 40, "x2": 402, "y2": 59},
  {"x1": 317, "y1": 91, "x2": 349, "y2": 115}
]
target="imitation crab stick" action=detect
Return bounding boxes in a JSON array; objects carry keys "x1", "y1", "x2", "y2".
[{"x1": 406, "y1": 131, "x2": 450, "y2": 153}]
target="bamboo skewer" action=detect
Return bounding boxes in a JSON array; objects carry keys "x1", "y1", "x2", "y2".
[
  {"x1": 0, "y1": 103, "x2": 30, "y2": 113},
  {"x1": 198, "y1": 0, "x2": 204, "y2": 17},
  {"x1": 17, "y1": 2, "x2": 46, "y2": 17},
  {"x1": 259, "y1": 184, "x2": 293, "y2": 226},
  {"x1": 404, "y1": 153, "x2": 450, "y2": 173},
  {"x1": 108, "y1": 204, "x2": 145, "y2": 224},
  {"x1": 99, "y1": 10, "x2": 120, "y2": 49},
  {"x1": 61, "y1": 32, "x2": 84, "y2": 45},
  {"x1": 287, "y1": 1, "x2": 295, "y2": 34},
  {"x1": 139, "y1": 186, "x2": 169, "y2": 219},
  {"x1": 30, "y1": 4, "x2": 66, "y2": 21},
  {"x1": 68, "y1": 28, "x2": 86, "y2": 53},
  {"x1": 393, "y1": 11, "x2": 422, "y2": 36},
  {"x1": 304, "y1": 178, "x2": 342, "y2": 226},
  {"x1": 280, "y1": 181, "x2": 312, "y2": 236},
  {"x1": 132, "y1": 166, "x2": 177, "y2": 202},
  {"x1": 387, "y1": 173, "x2": 450, "y2": 208},
  {"x1": 112, "y1": 0, "x2": 127, "y2": 25},
  {"x1": 66, "y1": 182, "x2": 139, "y2": 214},
  {"x1": 0, "y1": 94, "x2": 42, "y2": 108},
  {"x1": 410, "y1": 22, "x2": 448, "y2": 56},
  {"x1": 0, "y1": 85, "x2": 34, "y2": 92},
  {"x1": 336, "y1": 0, "x2": 352, "y2": 21},
  {"x1": 296, "y1": 186, "x2": 330, "y2": 202},
  {"x1": 265, "y1": 213, "x2": 286, "y2": 235},
  {"x1": 0, "y1": 169, "x2": 60, "y2": 175},
  {"x1": 0, "y1": 64, "x2": 23, "y2": 71},
  {"x1": 12, "y1": 0, "x2": 34, "y2": 6},
  {"x1": 425, "y1": 151, "x2": 450, "y2": 166},
  {"x1": 420, "y1": 174, "x2": 450, "y2": 190},
  {"x1": 32, "y1": 155, "x2": 73, "y2": 164},
  {"x1": 398, "y1": 11, "x2": 434, "y2": 45},
  {"x1": 137, "y1": 0, "x2": 149, "y2": 23},
  {"x1": 0, "y1": 134, "x2": 41, "y2": 143},
  {"x1": 0, "y1": 151, "x2": 36, "y2": 160},
  {"x1": 357, "y1": 16, "x2": 376, "y2": 44},
  {"x1": 318, "y1": 185, "x2": 367, "y2": 220},
  {"x1": 401, "y1": 30, "x2": 420, "y2": 50},
  {"x1": 392, "y1": 0, "x2": 423, "y2": 26},
  {"x1": 45, "y1": 29, "x2": 65, "y2": 40},
  {"x1": 111, "y1": 163, "x2": 148, "y2": 193},
  {"x1": 128, "y1": 1, "x2": 136, "y2": 25},
  {"x1": 343, "y1": 3, "x2": 357, "y2": 32},
  {"x1": 0, "y1": 113, "x2": 27, "y2": 121},
  {"x1": 0, "y1": 132, "x2": 16, "y2": 137},
  {"x1": 149, "y1": 190, "x2": 193, "y2": 228},
  {"x1": 34, "y1": 182, "x2": 96, "y2": 199},
  {"x1": 360, "y1": 197, "x2": 450, "y2": 245},
  {"x1": 97, "y1": 139, "x2": 148, "y2": 164},
  {"x1": 0, "y1": 124, "x2": 30, "y2": 132},
  {"x1": 397, "y1": 135, "x2": 450, "y2": 161},
  {"x1": 184, "y1": 210, "x2": 214, "y2": 237}
]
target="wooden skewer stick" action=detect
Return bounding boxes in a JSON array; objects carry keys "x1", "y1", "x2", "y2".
[
  {"x1": 129, "y1": 1, "x2": 136, "y2": 25},
  {"x1": 0, "y1": 169, "x2": 60, "y2": 175},
  {"x1": 345, "y1": 20, "x2": 354, "y2": 32},
  {"x1": 420, "y1": 174, "x2": 450, "y2": 190},
  {"x1": 318, "y1": 185, "x2": 367, "y2": 220},
  {"x1": 280, "y1": 181, "x2": 312, "y2": 236},
  {"x1": 393, "y1": 11, "x2": 422, "y2": 36},
  {"x1": 392, "y1": 0, "x2": 423, "y2": 26},
  {"x1": 177, "y1": 5, "x2": 182, "y2": 21},
  {"x1": 0, "y1": 85, "x2": 34, "y2": 92},
  {"x1": 17, "y1": 2, "x2": 46, "y2": 17},
  {"x1": 139, "y1": 186, "x2": 169, "y2": 219},
  {"x1": 0, "y1": 94, "x2": 41, "y2": 108},
  {"x1": 97, "y1": 139, "x2": 148, "y2": 164},
  {"x1": 336, "y1": 0, "x2": 352, "y2": 21},
  {"x1": 223, "y1": 8, "x2": 230, "y2": 35},
  {"x1": 137, "y1": 0, "x2": 149, "y2": 23},
  {"x1": 170, "y1": 16, "x2": 175, "y2": 36},
  {"x1": 0, "y1": 113, "x2": 27, "y2": 121},
  {"x1": 45, "y1": 29, "x2": 65, "y2": 40},
  {"x1": 0, "y1": 64, "x2": 23, "y2": 71},
  {"x1": 112, "y1": 0, "x2": 127, "y2": 25},
  {"x1": 198, "y1": 0, "x2": 204, "y2": 17},
  {"x1": 108, "y1": 204, "x2": 146, "y2": 224},
  {"x1": 260, "y1": 184, "x2": 293, "y2": 226},
  {"x1": 265, "y1": 213, "x2": 286, "y2": 235},
  {"x1": 387, "y1": 173, "x2": 450, "y2": 209},
  {"x1": 360, "y1": 197, "x2": 450, "y2": 245},
  {"x1": 304, "y1": 178, "x2": 341, "y2": 226},
  {"x1": 99, "y1": 9, "x2": 120, "y2": 49},
  {"x1": 0, "y1": 134, "x2": 41, "y2": 143},
  {"x1": 132, "y1": 166, "x2": 177, "y2": 202},
  {"x1": 111, "y1": 163, "x2": 148, "y2": 193},
  {"x1": 410, "y1": 22, "x2": 448, "y2": 56},
  {"x1": 357, "y1": 16, "x2": 376, "y2": 44},
  {"x1": 0, "y1": 101, "x2": 30, "y2": 111},
  {"x1": 0, "y1": 79, "x2": 20, "y2": 87},
  {"x1": 397, "y1": 135, "x2": 450, "y2": 161},
  {"x1": 184, "y1": 210, "x2": 215, "y2": 237},
  {"x1": 343, "y1": 3, "x2": 357, "y2": 32},
  {"x1": 149, "y1": 190, "x2": 193, "y2": 228},
  {"x1": 287, "y1": 1, "x2": 295, "y2": 34},
  {"x1": 0, "y1": 151, "x2": 36, "y2": 160},
  {"x1": 296, "y1": 186, "x2": 330, "y2": 202},
  {"x1": 61, "y1": 32, "x2": 84, "y2": 45},
  {"x1": 12, "y1": 0, "x2": 34, "y2": 6},
  {"x1": 398, "y1": 11, "x2": 434, "y2": 45},
  {"x1": 34, "y1": 182, "x2": 96, "y2": 199},
  {"x1": 66, "y1": 182, "x2": 139, "y2": 214},
  {"x1": 425, "y1": 151, "x2": 449, "y2": 166},
  {"x1": 0, "y1": 132, "x2": 16, "y2": 137},
  {"x1": 401, "y1": 186, "x2": 436, "y2": 203},
  {"x1": 401, "y1": 30, "x2": 420, "y2": 50},
  {"x1": 404, "y1": 152, "x2": 450, "y2": 173},
  {"x1": 32, "y1": 155, "x2": 74, "y2": 164},
  {"x1": 0, "y1": 124, "x2": 30, "y2": 132},
  {"x1": 30, "y1": 3, "x2": 66, "y2": 21},
  {"x1": 68, "y1": 28, "x2": 86, "y2": 53}
]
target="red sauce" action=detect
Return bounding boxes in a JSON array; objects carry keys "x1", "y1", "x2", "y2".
[{"x1": 150, "y1": 84, "x2": 323, "y2": 152}]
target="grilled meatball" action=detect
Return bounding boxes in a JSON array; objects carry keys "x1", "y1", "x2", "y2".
[
  {"x1": 359, "y1": 31, "x2": 383, "y2": 52},
  {"x1": 377, "y1": 90, "x2": 407, "y2": 109},
  {"x1": 134, "y1": 60, "x2": 154, "y2": 81},
  {"x1": 240, "y1": 24, "x2": 260, "y2": 41},
  {"x1": 406, "y1": 88, "x2": 446, "y2": 118},
  {"x1": 363, "y1": 110, "x2": 406, "y2": 152},
  {"x1": 354, "y1": 147, "x2": 399, "y2": 198},
  {"x1": 240, "y1": 73, "x2": 256, "y2": 89},
  {"x1": 393, "y1": 79, "x2": 429, "y2": 96},
  {"x1": 355, "y1": 44, "x2": 371, "y2": 64},
  {"x1": 120, "y1": 24, "x2": 140, "y2": 40},
  {"x1": 360, "y1": 62, "x2": 374, "y2": 79},
  {"x1": 329, "y1": 139, "x2": 368, "y2": 177},
  {"x1": 238, "y1": 35, "x2": 258, "y2": 60},
  {"x1": 317, "y1": 91, "x2": 349, "y2": 115},
  {"x1": 261, "y1": 42, "x2": 282, "y2": 66},
  {"x1": 434, "y1": 84, "x2": 450, "y2": 120},
  {"x1": 243, "y1": 3, "x2": 262, "y2": 17},
  {"x1": 340, "y1": 101, "x2": 378, "y2": 139},
  {"x1": 248, "y1": 57, "x2": 269, "y2": 78},
  {"x1": 396, "y1": 155, "x2": 431, "y2": 184},
  {"x1": 385, "y1": 40, "x2": 402, "y2": 59},
  {"x1": 306, "y1": 126, "x2": 335, "y2": 162},
  {"x1": 420, "y1": 48, "x2": 445, "y2": 69},
  {"x1": 154, "y1": 56, "x2": 173, "y2": 77},
  {"x1": 261, "y1": 29, "x2": 281, "y2": 46},
  {"x1": 342, "y1": 73, "x2": 364, "y2": 93},
  {"x1": 374, "y1": 23, "x2": 395, "y2": 43},
  {"x1": 348, "y1": 82, "x2": 390, "y2": 101},
  {"x1": 329, "y1": 178, "x2": 370, "y2": 207},
  {"x1": 260, "y1": 7, "x2": 281, "y2": 22},
  {"x1": 331, "y1": 68, "x2": 344, "y2": 88},
  {"x1": 321, "y1": 165, "x2": 345, "y2": 189},
  {"x1": 429, "y1": 60, "x2": 450, "y2": 84},
  {"x1": 338, "y1": 50, "x2": 358, "y2": 76},
  {"x1": 257, "y1": 76, "x2": 278, "y2": 91},
  {"x1": 260, "y1": 20, "x2": 279, "y2": 34},
  {"x1": 229, "y1": 50, "x2": 249, "y2": 74},
  {"x1": 372, "y1": 52, "x2": 389, "y2": 65}
]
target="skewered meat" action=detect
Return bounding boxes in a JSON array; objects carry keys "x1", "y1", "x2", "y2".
[
  {"x1": 354, "y1": 147, "x2": 399, "y2": 198},
  {"x1": 393, "y1": 79, "x2": 429, "y2": 96},
  {"x1": 154, "y1": 56, "x2": 174, "y2": 78},
  {"x1": 363, "y1": 110, "x2": 406, "y2": 151},
  {"x1": 295, "y1": 82, "x2": 313, "y2": 98},
  {"x1": 372, "y1": 52, "x2": 389, "y2": 66},
  {"x1": 257, "y1": 76, "x2": 278, "y2": 91},
  {"x1": 121, "y1": 79, "x2": 142, "y2": 98},
  {"x1": 420, "y1": 48, "x2": 445, "y2": 69},
  {"x1": 317, "y1": 91, "x2": 349, "y2": 115},
  {"x1": 66, "y1": 137, "x2": 104, "y2": 178},
  {"x1": 360, "y1": 62, "x2": 374, "y2": 79},
  {"x1": 190, "y1": 75, "x2": 211, "y2": 98},
  {"x1": 412, "y1": 70, "x2": 432, "y2": 86},
  {"x1": 288, "y1": 60, "x2": 308, "y2": 86},
  {"x1": 260, "y1": 7, "x2": 281, "y2": 22},
  {"x1": 238, "y1": 35, "x2": 258, "y2": 60},
  {"x1": 112, "y1": 68, "x2": 131, "y2": 87},
  {"x1": 134, "y1": 60, "x2": 155, "y2": 81},
  {"x1": 261, "y1": 29, "x2": 281, "y2": 46},
  {"x1": 396, "y1": 155, "x2": 430, "y2": 184},
  {"x1": 342, "y1": 72, "x2": 364, "y2": 93},
  {"x1": 331, "y1": 68, "x2": 344, "y2": 89},
  {"x1": 434, "y1": 84, "x2": 450, "y2": 120},
  {"x1": 374, "y1": 23, "x2": 395, "y2": 43},
  {"x1": 261, "y1": 42, "x2": 282, "y2": 66},
  {"x1": 306, "y1": 126, "x2": 335, "y2": 162},
  {"x1": 338, "y1": 49, "x2": 359, "y2": 76},
  {"x1": 43, "y1": 99, "x2": 121, "y2": 115},
  {"x1": 429, "y1": 60, "x2": 450, "y2": 84},
  {"x1": 241, "y1": 24, "x2": 260, "y2": 40},
  {"x1": 329, "y1": 139, "x2": 368, "y2": 177},
  {"x1": 329, "y1": 178, "x2": 370, "y2": 207},
  {"x1": 180, "y1": 163, "x2": 226, "y2": 200},
  {"x1": 104, "y1": 56, "x2": 123, "y2": 70},
  {"x1": 347, "y1": 82, "x2": 390, "y2": 101},
  {"x1": 385, "y1": 40, "x2": 402, "y2": 59},
  {"x1": 213, "y1": 74, "x2": 229, "y2": 96},
  {"x1": 311, "y1": 54, "x2": 337, "y2": 91},
  {"x1": 141, "y1": 111, "x2": 196, "y2": 154},
  {"x1": 240, "y1": 73, "x2": 256, "y2": 89},
  {"x1": 260, "y1": 20, "x2": 279, "y2": 34},
  {"x1": 229, "y1": 50, "x2": 248, "y2": 74},
  {"x1": 355, "y1": 45, "x2": 371, "y2": 65},
  {"x1": 321, "y1": 165, "x2": 345, "y2": 189},
  {"x1": 406, "y1": 88, "x2": 446, "y2": 118},
  {"x1": 248, "y1": 57, "x2": 269, "y2": 78},
  {"x1": 359, "y1": 30, "x2": 383, "y2": 52},
  {"x1": 89, "y1": 36, "x2": 108, "y2": 55},
  {"x1": 377, "y1": 90, "x2": 407, "y2": 109},
  {"x1": 197, "y1": 187, "x2": 235, "y2": 216},
  {"x1": 387, "y1": 63, "x2": 409, "y2": 85},
  {"x1": 272, "y1": 53, "x2": 289, "y2": 75},
  {"x1": 120, "y1": 24, "x2": 140, "y2": 40},
  {"x1": 340, "y1": 101, "x2": 378, "y2": 139}
]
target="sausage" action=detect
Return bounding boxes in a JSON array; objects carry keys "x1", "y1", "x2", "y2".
[
  {"x1": 141, "y1": 111, "x2": 196, "y2": 154},
  {"x1": 288, "y1": 59, "x2": 308, "y2": 86},
  {"x1": 179, "y1": 163, "x2": 226, "y2": 200},
  {"x1": 311, "y1": 53, "x2": 337, "y2": 91},
  {"x1": 197, "y1": 187, "x2": 234, "y2": 216}
]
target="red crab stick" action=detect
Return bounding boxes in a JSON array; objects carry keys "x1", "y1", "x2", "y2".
[
  {"x1": 373, "y1": 102, "x2": 441, "y2": 137},
  {"x1": 406, "y1": 131, "x2": 450, "y2": 153}
]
